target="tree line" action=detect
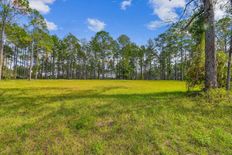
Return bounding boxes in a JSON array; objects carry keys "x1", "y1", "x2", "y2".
[{"x1": 0, "y1": 0, "x2": 232, "y2": 90}]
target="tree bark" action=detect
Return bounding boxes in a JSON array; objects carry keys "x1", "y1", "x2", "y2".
[
  {"x1": 226, "y1": 39, "x2": 232, "y2": 90},
  {"x1": 226, "y1": 0, "x2": 232, "y2": 90},
  {"x1": 13, "y1": 46, "x2": 18, "y2": 79},
  {"x1": 0, "y1": 19, "x2": 6, "y2": 80},
  {"x1": 34, "y1": 52, "x2": 39, "y2": 80},
  {"x1": 180, "y1": 47, "x2": 184, "y2": 80},
  {"x1": 52, "y1": 50, "x2": 55, "y2": 79},
  {"x1": 29, "y1": 42, "x2": 34, "y2": 80},
  {"x1": 203, "y1": 0, "x2": 218, "y2": 89}
]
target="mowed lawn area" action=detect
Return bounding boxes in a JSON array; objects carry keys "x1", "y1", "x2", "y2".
[{"x1": 0, "y1": 80, "x2": 231, "y2": 154}]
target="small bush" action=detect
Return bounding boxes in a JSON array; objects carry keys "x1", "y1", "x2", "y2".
[{"x1": 200, "y1": 89, "x2": 231, "y2": 104}]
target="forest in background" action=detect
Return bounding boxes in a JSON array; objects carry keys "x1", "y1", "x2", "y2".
[{"x1": 0, "y1": 0, "x2": 231, "y2": 90}]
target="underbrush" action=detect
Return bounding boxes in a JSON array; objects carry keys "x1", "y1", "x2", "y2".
[{"x1": 192, "y1": 88, "x2": 232, "y2": 104}]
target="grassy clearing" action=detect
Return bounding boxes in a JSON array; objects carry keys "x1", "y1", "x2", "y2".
[{"x1": 0, "y1": 80, "x2": 231, "y2": 154}]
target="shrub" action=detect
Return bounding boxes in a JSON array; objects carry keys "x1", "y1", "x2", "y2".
[{"x1": 200, "y1": 88, "x2": 231, "y2": 104}]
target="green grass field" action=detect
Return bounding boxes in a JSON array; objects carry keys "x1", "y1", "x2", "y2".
[{"x1": 0, "y1": 80, "x2": 231, "y2": 154}]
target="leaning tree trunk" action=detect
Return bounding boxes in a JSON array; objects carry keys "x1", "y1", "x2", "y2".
[{"x1": 203, "y1": 0, "x2": 218, "y2": 89}]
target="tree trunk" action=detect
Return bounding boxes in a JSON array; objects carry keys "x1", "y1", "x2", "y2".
[
  {"x1": 35, "y1": 52, "x2": 39, "y2": 80},
  {"x1": 45, "y1": 56, "x2": 48, "y2": 79},
  {"x1": 102, "y1": 59, "x2": 105, "y2": 79},
  {"x1": 52, "y1": 50, "x2": 55, "y2": 79},
  {"x1": 203, "y1": 0, "x2": 218, "y2": 89},
  {"x1": 226, "y1": 0, "x2": 232, "y2": 90},
  {"x1": 29, "y1": 42, "x2": 34, "y2": 80},
  {"x1": 174, "y1": 57, "x2": 177, "y2": 80},
  {"x1": 140, "y1": 66, "x2": 143, "y2": 80},
  {"x1": 180, "y1": 48, "x2": 184, "y2": 80},
  {"x1": 13, "y1": 46, "x2": 18, "y2": 79},
  {"x1": 149, "y1": 61, "x2": 152, "y2": 80},
  {"x1": 0, "y1": 20, "x2": 6, "y2": 80},
  {"x1": 226, "y1": 39, "x2": 232, "y2": 90},
  {"x1": 57, "y1": 61, "x2": 60, "y2": 79},
  {"x1": 23, "y1": 49, "x2": 27, "y2": 78}
]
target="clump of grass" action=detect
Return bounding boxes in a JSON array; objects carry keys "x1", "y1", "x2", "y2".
[
  {"x1": 213, "y1": 128, "x2": 232, "y2": 148},
  {"x1": 90, "y1": 141, "x2": 105, "y2": 155},
  {"x1": 73, "y1": 116, "x2": 95, "y2": 131},
  {"x1": 191, "y1": 130, "x2": 211, "y2": 147}
]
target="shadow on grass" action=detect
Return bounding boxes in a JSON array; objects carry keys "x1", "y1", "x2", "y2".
[
  {"x1": 0, "y1": 86, "x2": 230, "y2": 119},
  {"x1": 0, "y1": 86, "x2": 186, "y2": 109},
  {"x1": 0, "y1": 86, "x2": 186, "y2": 120}
]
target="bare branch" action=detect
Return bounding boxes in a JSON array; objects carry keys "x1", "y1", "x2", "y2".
[
  {"x1": 178, "y1": 0, "x2": 196, "y2": 22},
  {"x1": 182, "y1": 8, "x2": 204, "y2": 30}
]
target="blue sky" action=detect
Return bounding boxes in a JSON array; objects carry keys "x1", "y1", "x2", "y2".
[
  {"x1": 45, "y1": 0, "x2": 170, "y2": 45},
  {"x1": 28, "y1": 0, "x2": 226, "y2": 45}
]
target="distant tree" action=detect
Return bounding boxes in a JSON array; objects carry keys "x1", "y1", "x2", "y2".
[
  {"x1": 5, "y1": 24, "x2": 31, "y2": 78},
  {"x1": 51, "y1": 35, "x2": 60, "y2": 79},
  {"x1": 27, "y1": 9, "x2": 47, "y2": 80},
  {"x1": 0, "y1": 0, "x2": 29, "y2": 80},
  {"x1": 63, "y1": 33, "x2": 80, "y2": 79},
  {"x1": 216, "y1": 17, "x2": 231, "y2": 52},
  {"x1": 34, "y1": 31, "x2": 53, "y2": 79},
  {"x1": 91, "y1": 31, "x2": 114, "y2": 79},
  {"x1": 145, "y1": 39, "x2": 156, "y2": 80}
]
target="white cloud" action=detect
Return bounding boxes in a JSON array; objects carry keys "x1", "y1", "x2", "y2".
[
  {"x1": 149, "y1": 0, "x2": 186, "y2": 22},
  {"x1": 147, "y1": 0, "x2": 185, "y2": 30},
  {"x1": 29, "y1": 0, "x2": 58, "y2": 31},
  {"x1": 146, "y1": 0, "x2": 228, "y2": 30},
  {"x1": 87, "y1": 18, "x2": 106, "y2": 32},
  {"x1": 146, "y1": 21, "x2": 167, "y2": 30},
  {"x1": 121, "y1": 0, "x2": 132, "y2": 10},
  {"x1": 45, "y1": 19, "x2": 58, "y2": 31},
  {"x1": 29, "y1": 0, "x2": 56, "y2": 14}
]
